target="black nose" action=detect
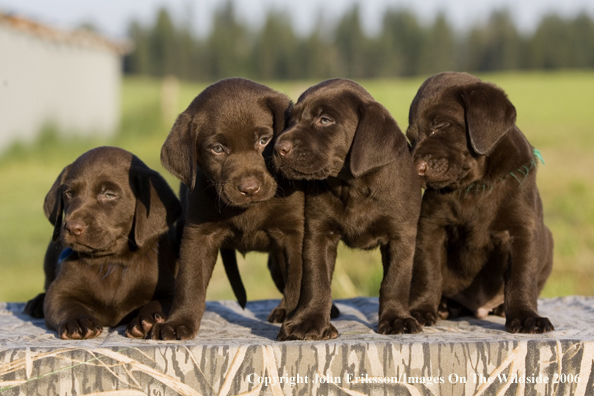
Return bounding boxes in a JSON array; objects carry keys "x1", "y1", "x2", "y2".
[
  {"x1": 65, "y1": 219, "x2": 87, "y2": 236},
  {"x1": 238, "y1": 177, "x2": 261, "y2": 197},
  {"x1": 276, "y1": 139, "x2": 293, "y2": 156},
  {"x1": 416, "y1": 160, "x2": 428, "y2": 176}
]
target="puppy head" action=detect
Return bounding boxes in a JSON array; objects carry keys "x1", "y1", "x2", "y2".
[
  {"x1": 273, "y1": 78, "x2": 406, "y2": 179},
  {"x1": 406, "y1": 72, "x2": 517, "y2": 190},
  {"x1": 161, "y1": 78, "x2": 290, "y2": 207},
  {"x1": 44, "y1": 146, "x2": 181, "y2": 256}
]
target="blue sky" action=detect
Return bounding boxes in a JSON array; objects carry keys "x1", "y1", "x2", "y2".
[{"x1": 1, "y1": 0, "x2": 593, "y2": 39}]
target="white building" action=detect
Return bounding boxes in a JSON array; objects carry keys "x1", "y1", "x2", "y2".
[{"x1": 0, "y1": 12, "x2": 128, "y2": 152}]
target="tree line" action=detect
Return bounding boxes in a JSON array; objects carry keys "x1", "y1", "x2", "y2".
[{"x1": 124, "y1": 2, "x2": 594, "y2": 81}]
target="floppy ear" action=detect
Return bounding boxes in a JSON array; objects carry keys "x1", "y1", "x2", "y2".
[
  {"x1": 43, "y1": 164, "x2": 72, "y2": 242},
  {"x1": 160, "y1": 112, "x2": 198, "y2": 190},
  {"x1": 349, "y1": 102, "x2": 407, "y2": 178},
  {"x1": 461, "y1": 83, "x2": 517, "y2": 155},
  {"x1": 264, "y1": 93, "x2": 291, "y2": 135},
  {"x1": 131, "y1": 159, "x2": 182, "y2": 248}
]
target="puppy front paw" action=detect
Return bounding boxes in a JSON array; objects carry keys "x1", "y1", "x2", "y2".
[
  {"x1": 277, "y1": 313, "x2": 338, "y2": 341},
  {"x1": 125, "y1": 301, "x2": 166, "y2": 339},
  {"x1": 58, "y1": 315, "x2": 103, "y2": 340},
  {"x1": 267, "y1": 307, "x2": 286, "y2": 323},
  {"x1": 270, "y1": 303, "x2": 340, "y2": 324},
  {"x1": 150, "y1": 319, "x2": 197, "y2": 340},
  {"x1": 411, "y1": 309, "x2": 438, "y2": 326},
  {"x1": 506, "y1": 314, "x2": 554, "y2": 334},
  {"x1": 378, "y1": 314, "x2": 422, "y2": 335}
]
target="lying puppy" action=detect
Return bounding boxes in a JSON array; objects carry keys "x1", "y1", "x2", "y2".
[
  {"x1": 25, "y1": 146, "x2": 181, "y2": 339},
  {"x1": 407, "y1": 72, "x2": 554, "y2": 334},
  {"x1": 273, "y1": 78, "x2": 422, "y2": 340},
  {"x1": 152, "y1": 78, "x2": 304, "y2": 340}
]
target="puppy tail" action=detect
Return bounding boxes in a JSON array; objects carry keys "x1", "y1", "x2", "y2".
[{"x1": 220, "y1": 249, "x2": 247, "y2": 309}]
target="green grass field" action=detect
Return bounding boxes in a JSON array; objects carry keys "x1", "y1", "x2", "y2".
[{"x1": 1, "y1": 71, "x2": 593, "y2": 303}]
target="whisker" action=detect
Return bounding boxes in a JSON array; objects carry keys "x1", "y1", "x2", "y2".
[
  {"x1": 275, "y1": 184, "x2": 286, "y2": 197},
  {"x1": 127, "y1": 236, "x2": 139, "y2": 249},
  {"x1": 100, "y1": 264, "x2": 116, "y2": 281}
]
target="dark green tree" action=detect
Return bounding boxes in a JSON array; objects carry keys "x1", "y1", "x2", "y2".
[
  {"x1": 570, "y1": 13, "x2": 594, "y2": 68},
  {"x1": 464, "y1": 10, "x2": 522, "y2": 72},
  {"x1": 205, "y1": 1, "x2": 251, "y2": 79},
  {"x1": 148, "y1": 8, "x2": 178, "y2": 76},
  {"x1": 419, "y1": 13, "x2": 456, "y2": 74},
  {"x1": 378, "y1": 9, "x2": 425, "y2": 76},
  {"x1": 252, "y1": 10, "x2": 300, "y2": 80},
  {"x1": 123, "y1": 3, "x2": 594, "y2": 81},
  {"x1": 334, "y1": 5, "x2": 369, "y2": 78},
  {"x1": 295, "y1": 19, "x2": 337, "y2": 79},
  {"x1": 124, "y1": 21, "x2": 150, "y2": 75}
]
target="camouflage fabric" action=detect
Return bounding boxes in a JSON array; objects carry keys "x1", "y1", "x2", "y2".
[{"x1": 0, "y1": 297, "x2": 592, "y2": 395}]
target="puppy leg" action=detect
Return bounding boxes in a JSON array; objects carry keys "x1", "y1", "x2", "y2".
[
  {"x1": 378, "y1": 237, "x2": 422, "y2": 335},
  {"x1": 45, "y1": 303, "x2": 103, "y2": 340},
  {"x1": 268, "y1": 299, "x2": 286, "y2": 323},
  {"x1": 504, "y1": 228, "x2": 554, "y2": 334},
  {"x1": 268, "y1": 235, "x2": 340, "y2": 324},
  {"x1": 409, "y1": 217, "x2": 446, "y2": 326},
  {"x1": 44, "y1": 281, "x2": 103, "y2": 340},
  {"x1": 267, "y1": 251, "x2": 288, "y2": 323},
  {"x1": 125, "y1": 300, "x2": 166, "y2": 338},
  {"x1": 277, "y1": 219, "x2": 339, "y2": 341},
  {"x1": 58, "y1": 315, "x2": 103, "y2": 340},
  {"x1": 151, "y1": 225, "x2": 223, "y2": 340},
  {"x1": 24, "y1": 293, "x2": 45, "y2": 318}
]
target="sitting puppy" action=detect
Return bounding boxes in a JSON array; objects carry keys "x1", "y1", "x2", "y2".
[
  {"x1": 273, "y1": 78, "x2": 422, "y2": 340},
  {"x1": 152, "y1": 78, "x2": 305, "y2": 340},
  {"x1": 407, "y1": 72, "x2": 554, "y2": 334},
  {"x1": 25, "y1": 146, "x2": 181, "y2": 339}
]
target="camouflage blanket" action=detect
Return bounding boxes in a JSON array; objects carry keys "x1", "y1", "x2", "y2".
[{"x1": 1, "y1": 297, "x2": 593, "y2": 395}]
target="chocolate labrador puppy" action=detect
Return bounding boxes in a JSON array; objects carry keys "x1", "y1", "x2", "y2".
[
  {"x1": 407, "y1": 72, "x2": 554, "y2": 333},
  {"x1": 25, "y1": 146, "x2": 181, "y2": 339},
  {"x1": 152, "y1": 78, "x2": 304, "y2": 340},
  {"x1": 273, "y1": 78, "x2": 422, "y2": 340}
]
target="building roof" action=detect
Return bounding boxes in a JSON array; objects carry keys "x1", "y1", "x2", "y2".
[{"x1": 0, "y1": 11, "x2": 131, "y2": 54}]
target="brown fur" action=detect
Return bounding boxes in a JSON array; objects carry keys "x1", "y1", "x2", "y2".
[
  {"x1": 152, "y1": 78, "x2": 304, "y2": 340},
  {"x1": 273, "y1": 79, "x2": 422, "y2": 340},
  {"x1": 25, "y1": 146, "x2": 181, "y2": 339},
  {"x1": 407, "y1": 72, "x2": 554, "y2": 334}
]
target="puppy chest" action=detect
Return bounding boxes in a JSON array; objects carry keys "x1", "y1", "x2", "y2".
[
  {"x1": 87, "y1": 264, "x2": 156, "y2": 302},
  {"x1": 327, "y1": 201, "x2": 392, "y2": 249},
  {"x1": 342, "y1": 232, "x2": 387, "y2": 250},
  {"x1": 224, "y1": 230, "x2": 271, "y2": 252},
  {"x1": 442, "y1": 225, "x2": 511, "y2": 289},
  {"x1": 445, "y1": 223, "x2": 492, "y2": 251},
  {"x1": 339, "y1": 218, "x2": 390, "y2": 249},
  {"x1": 223, "y1": 206, "x2": 302, "y2": 252}
]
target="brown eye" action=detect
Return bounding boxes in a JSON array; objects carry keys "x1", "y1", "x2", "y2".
[
  {"x1": 99, "y1": 190, "x2": 117, "y2": 202},
  {"x1": 63, "y1": 189, "x2": 73, "y2": 199},
  {"x1": 212, "y1": 144, "x2": 225, "y2": 154},
  {"x1": 319, "y1": 116, "x2": 332, "y2": 125},
  {"x1": 258, "y1": 136, "x2": 270, "y2": 146},
  {"x1": 430, "y1": 122, "x2": 449, "y2": 136}
]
